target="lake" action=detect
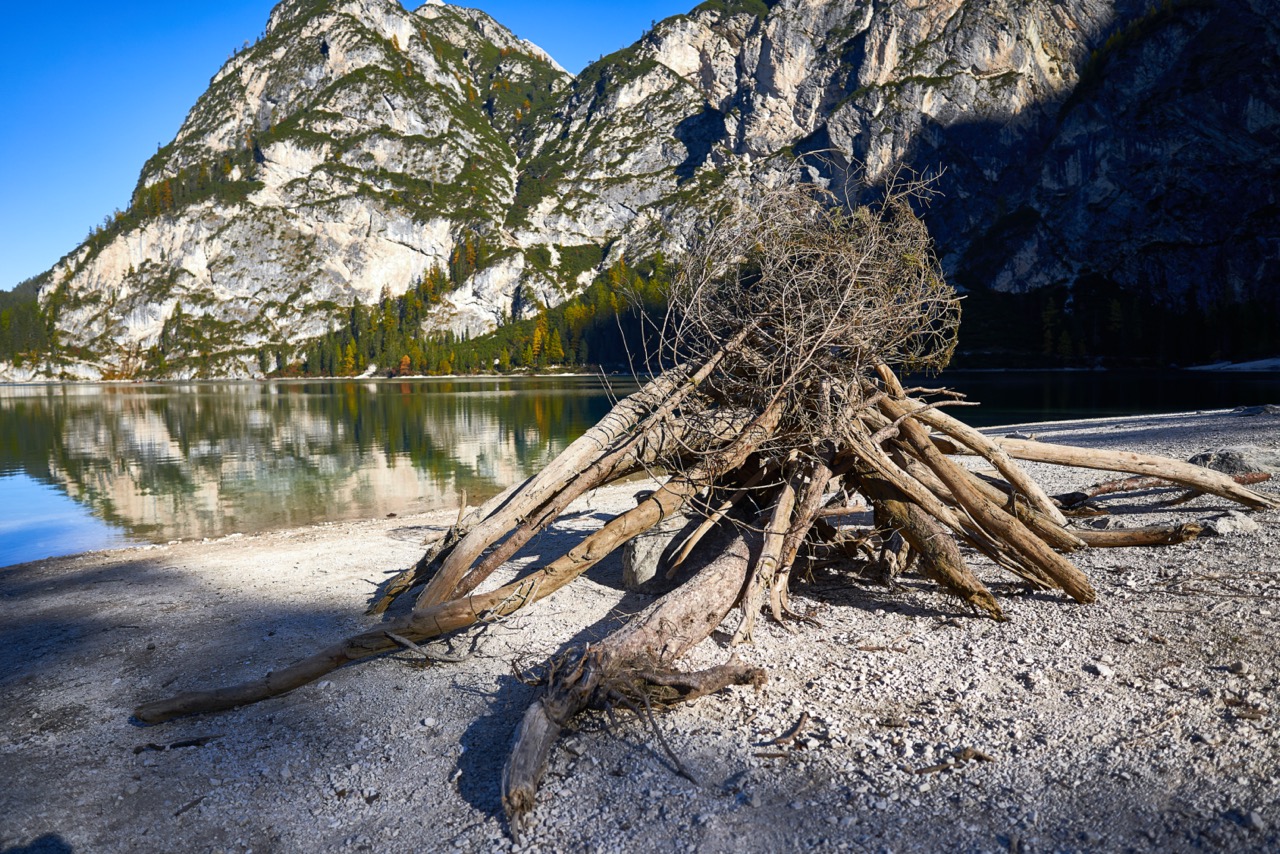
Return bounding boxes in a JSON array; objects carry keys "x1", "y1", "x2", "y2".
[{"x1": 2, "y1": 370, "x2": 1277, "y2": 568}]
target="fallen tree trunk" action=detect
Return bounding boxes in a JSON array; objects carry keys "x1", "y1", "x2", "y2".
[
  {"x1": 502, "y1": 522, "x2": 764, "y2": 825},
  {"x1": 1075, "y1": 522, "x2": 1204, "y2": 547},
  {"x1": 934, "y1": 436, "x2": 1280, "y2": 510},
  {"x1": 135, "y1": 470, "x2": 705, "y2": 724}
]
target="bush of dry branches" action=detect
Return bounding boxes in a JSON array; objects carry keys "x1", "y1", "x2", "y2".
[{"x1": 664, "y1": 181, "x2": 960, "y2": 449}]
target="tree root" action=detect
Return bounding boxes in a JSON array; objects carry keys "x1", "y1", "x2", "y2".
[{"x1": 502, "y1": 522, "x2": 761, "y2": 826}]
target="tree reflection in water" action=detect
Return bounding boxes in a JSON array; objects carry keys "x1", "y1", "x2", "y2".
[{"x1": 0, "y1": 377, "x2": 633, "y2": 558}]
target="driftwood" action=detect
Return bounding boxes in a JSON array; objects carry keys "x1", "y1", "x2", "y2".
[
  {"x1": 132, "y1": 183, "x2": 1278, "y2": 832},
  {"x1": 503, "y1": 524, "x2": 765, "y2": 826},
  {"x1": 1052, "y1": 472, "x2": 1272, "y2": 512}
]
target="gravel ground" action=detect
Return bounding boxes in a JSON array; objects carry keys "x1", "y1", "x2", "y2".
[{"x1": 1, "y1": 409, "x2": 1278, "y2": 854}]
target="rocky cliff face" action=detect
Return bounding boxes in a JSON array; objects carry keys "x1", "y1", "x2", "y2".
[
  {"x1": 28, "y1": 0, "x2": 1279, "y2": 377},
  {"x1": 42, "y1": 0, "x2": 569, "y2": 376}
]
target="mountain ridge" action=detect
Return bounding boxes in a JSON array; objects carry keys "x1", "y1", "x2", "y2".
[{"x1": 3, "y1": 0, "x2": 1276, "y2": 379}]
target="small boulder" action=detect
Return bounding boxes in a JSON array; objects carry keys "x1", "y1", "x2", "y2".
[
  {"x1": 1202, "y1": 510, "x2": 1261, "y2": 537},
  {"x1": 622, "y1": 503, "x2": 692, "y2": 590},
  {"x1": 1232, "y1": 404, "x2": 1280, "y2": 417},
  {"x1": 1187, "y1": 446, "x2": 1280, "y2": 475}
]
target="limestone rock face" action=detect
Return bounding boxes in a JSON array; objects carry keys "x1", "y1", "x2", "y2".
[
  {"x1": 43, "y1": 0, "x2": 569, "y2": 377},
  {"x1": 32, "y1": 0, "x2": 1279, "y2": 378}
]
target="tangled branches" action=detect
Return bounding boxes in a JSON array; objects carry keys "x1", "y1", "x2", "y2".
[{"x1": 665, "y1": 182, "x2": 960, "y2": 448}]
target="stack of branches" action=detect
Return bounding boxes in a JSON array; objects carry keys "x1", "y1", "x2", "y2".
[{"x1": 133, "y1": 183, "x2": 1278, "y2": 832}]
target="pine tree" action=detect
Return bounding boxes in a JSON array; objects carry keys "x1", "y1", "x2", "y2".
[
  {"x1": 531, "y1": 315, "x2": 548, "y2": 360},
  {"x1": 546, "y1": 329, "x2": 565, "y2": 364}
]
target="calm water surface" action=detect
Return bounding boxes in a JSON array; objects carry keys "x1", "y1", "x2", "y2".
[
  {"x1": 2, "y1": 371, "x2": 1277, "y2": 568},
  {"x1": 0, "y1": 377, "x2": 637, "y2": 567}
]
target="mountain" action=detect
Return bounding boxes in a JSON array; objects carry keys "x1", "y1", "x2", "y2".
[{"x1": 8, "y1": 0, "x2": 1278, "y2": 379}]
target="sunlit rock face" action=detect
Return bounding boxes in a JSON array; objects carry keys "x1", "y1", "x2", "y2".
[
  {"x1": 43, "y1": 0, "x2": 570, "y2": 377},
  {"x1": 37, "y1": 0, "x2": 1278, "y2": 377}
]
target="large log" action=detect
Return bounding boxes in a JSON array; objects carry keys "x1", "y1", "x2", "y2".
[
  {"x1": 134, "y1": 474, "x2": 703, "y2": 724},
  {"x1": 935, "y1": 437, "x2": 1280, "y2": 510},
  {"x1": 502, "y1": 522, "x2": 762, "y2": 825},
  {"x1": 449, "y1": 408, "x2": 753, "y2": 600}
]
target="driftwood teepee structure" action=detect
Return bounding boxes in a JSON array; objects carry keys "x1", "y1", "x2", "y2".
[{"x1": 135, "y1": 184, "x2": 1277, "y2": 828}]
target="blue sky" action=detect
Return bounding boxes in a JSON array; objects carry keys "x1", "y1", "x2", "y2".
[{"x1": 0, "y1": 0, "x2": 691, "y2": 292}]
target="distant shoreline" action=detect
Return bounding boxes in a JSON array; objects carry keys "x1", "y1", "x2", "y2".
[{"x1": 4, "y1": 359, "x2": 1280, "y2": 387}]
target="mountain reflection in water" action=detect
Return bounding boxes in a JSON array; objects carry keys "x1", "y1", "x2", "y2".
[
  {"x1": 3, "y1": 370, "x2": 1277, "y2": 568},
  {"x1": 0, "y1": 377, "x2": 635, "y2": 566}
]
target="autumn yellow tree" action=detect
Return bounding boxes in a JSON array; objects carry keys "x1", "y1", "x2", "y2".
[
  {"x1": 531, "y1": 315, "x2": 548, "y2": 362},
  {"x1": 546, "y1": 329, "x2": 565, "y2": 364}
]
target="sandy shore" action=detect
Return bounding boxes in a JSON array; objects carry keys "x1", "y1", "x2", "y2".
[{"x1": 1, "y1": 409, "x2": 1278, "y2": 853}]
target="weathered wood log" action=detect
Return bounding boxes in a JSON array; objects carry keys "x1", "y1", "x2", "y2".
[
  {"x1": 859, "y1": 472, "x2": 1003, "y2": 620},
  {"x1": 734, "y1": 464, "x2": 798, "y2": 642},
  {"x1": 849, "y1": 419, "x2": 1044, "y2": 588},
  {"x1": 1054, "y1": 472, "x2": 1273, "y2": 510},
  {"x1": 1074, "y1": 522, "x2": 1203, "y2": 547},
  {"x1": 448, "y1": 407, "x2": 753, "y2": 600},
  {"x1": 780, "y1": 457, "x2": 838, "y2": 572},
  {"x1": 934, "y1": 437, "x2": 1280, "y2": 510},
  {"x1": 367, "y1": 479, "x2": 528, "y2": 615},
  {"x1": 502, "y1": 522, "x2": 762, "y2": 826},
  {"x1": 134, "y1": 473, "x2": 704, "y2": 724}
]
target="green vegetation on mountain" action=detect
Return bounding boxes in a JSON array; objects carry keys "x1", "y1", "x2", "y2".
[
  {"x1": 0, "y1": 276, "x2": 54, "y2": 367},
  {"x1": 281, "y1": 253, "x2": 668, "y2": 379},
  {"x1": 691, "y1": 0, "x2": 774, "y2": 19}
]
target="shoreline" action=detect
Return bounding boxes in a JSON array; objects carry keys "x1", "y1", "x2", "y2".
[
  {"x1": 4, "y1": 357, "x2": 1280, "y2": 387},
  {"x1": 2, "y1": 408, "x2": 1278, "y2": 852},
  {"x1": 0, "y1": 406, "x2": 1260, "y2": 573}
]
